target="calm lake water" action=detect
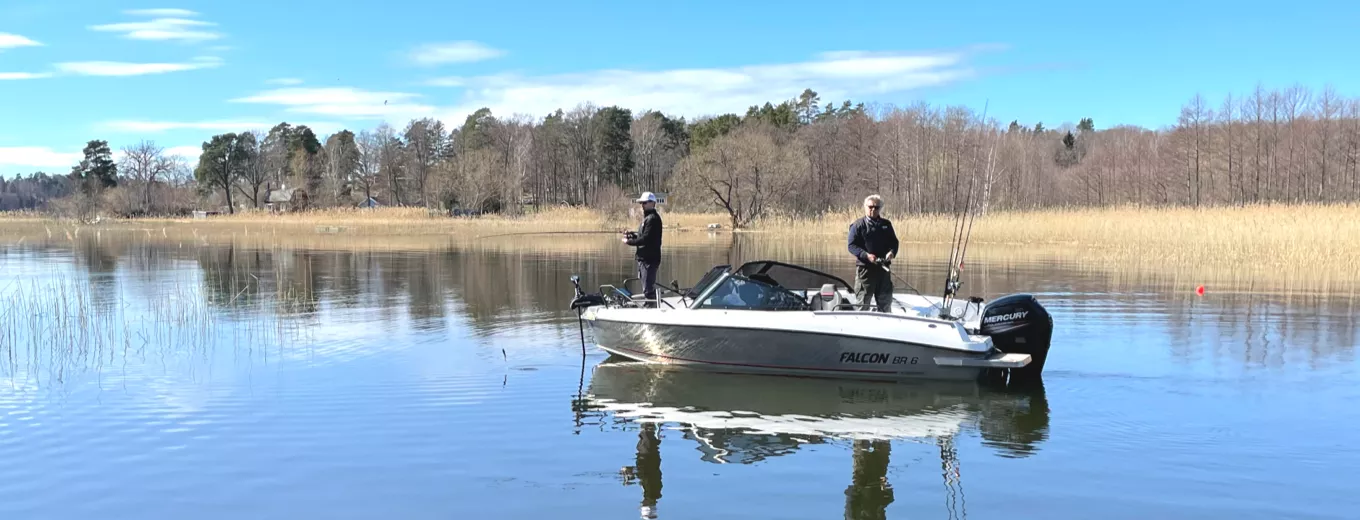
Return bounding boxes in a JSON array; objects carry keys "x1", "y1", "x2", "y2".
[{"x1": 1, "y1": 229, "x2": 1357, "y2": 519}]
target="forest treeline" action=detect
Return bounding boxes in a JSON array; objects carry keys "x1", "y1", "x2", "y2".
[{"x1": 4, "y1": 84, "x2": 1358, "y2": 226}]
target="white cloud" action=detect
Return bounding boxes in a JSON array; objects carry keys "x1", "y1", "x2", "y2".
[
  {"x1": 90, "y1": 10, "x2": 220, "y2": 42},
  {"x1": 266, "y1": 77, "x2": 303, "y2": 85},
  {"x1": 409, "y1": 41, "x2": 505, "y2": 66},
  {"x1": 124, "y1": 8, "x2": 199, "y2": 17},
  {"x1": 0, "y1": 72, "x2": 52, "y2": 80},
  {"x1": 229, "y1": 87, "x2": 437, "y2": 120},
  {"x1": 101, "y1": 119, "x2": 345, "y2": 137},
  {"x1": 163, "y1": 145, "x2": 203, "y2": 164},
  {"x1": 0, "y1": 32, "x2": 42, "y2": 50},
  {"x1": 55, "y1": 56, "x2": 221, "y2": 76},
  {"x1": 225, "y1": 47, "x2": 988, "y2": 132},
  {"x1": 428, "y1": 49, "x2": 979, "y2": 122},
  {"x1": 102, "y1": 119, "x2": 275, "y2": 132},
  {"x1": 0, "y1": 147, "x2": 80, "y2": 168}
]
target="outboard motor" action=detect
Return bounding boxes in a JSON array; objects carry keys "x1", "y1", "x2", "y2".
[{"x1": 979, "y1": 294, "x2": 1054, "y2": 381}]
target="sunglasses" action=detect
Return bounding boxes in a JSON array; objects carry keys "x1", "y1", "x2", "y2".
[{"x1": 866, "y1": 205, "x2": 880, "y2": 209}]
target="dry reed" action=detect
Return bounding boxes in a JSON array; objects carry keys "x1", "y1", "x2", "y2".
[{"x1": 1, "y1": 202, "x2": 1355, "y2": 274}]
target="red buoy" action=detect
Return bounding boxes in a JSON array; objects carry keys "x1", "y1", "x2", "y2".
[{"x1": 1196, "y1": 285, "x2": 1205, "y2": 295}]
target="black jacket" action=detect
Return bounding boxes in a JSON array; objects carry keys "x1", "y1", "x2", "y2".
[
  {"x1": 847, "y1": 215, "x2": 899, "y2": 267},
  {"x1": 627, "y1": 208, "x2": 663, "y2": 264}
]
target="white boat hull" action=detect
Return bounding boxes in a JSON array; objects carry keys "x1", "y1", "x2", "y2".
[{"x1": 583, "y1": 298, "x2": 1028, "y2": 381}]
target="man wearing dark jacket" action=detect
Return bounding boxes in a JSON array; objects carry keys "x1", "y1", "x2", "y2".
[
  {"x1": 623, "y1": 192, "x2": 663, "y2": 305},
  {"x1": 847, "y1": 194, "x2": 899, "y2": 312}
]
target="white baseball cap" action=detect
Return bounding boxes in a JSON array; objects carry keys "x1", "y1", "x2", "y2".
[{"x1": 636, "y1": 192, "x2": 657, "y2": 203}]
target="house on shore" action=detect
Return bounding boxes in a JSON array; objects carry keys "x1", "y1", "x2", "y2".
[{"x1": 264, "y1": 185, "x2": 309, "y2": 213}]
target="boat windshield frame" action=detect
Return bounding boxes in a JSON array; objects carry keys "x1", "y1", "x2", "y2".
[
  {"x1": 684, "y1": 264, "x2": 731, "y2": 300},
  {"x1": 732, "y1": 260, "x2": 853, "y2": 293}
]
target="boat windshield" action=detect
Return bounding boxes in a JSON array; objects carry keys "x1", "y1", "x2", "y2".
[
  {"x1": 693, "y1": 273, "x2": 811, "y2": 311},
  {"x1": 685, "y1": 264, "x2": 731, "y2": 299},
  {"x1": 734, "y1": 261, "x2": 852, "y2": 293}
]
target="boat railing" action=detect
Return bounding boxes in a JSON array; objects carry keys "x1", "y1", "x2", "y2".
[{"x1": 597, "y1": 283, "x2": 679, "y2": 310}]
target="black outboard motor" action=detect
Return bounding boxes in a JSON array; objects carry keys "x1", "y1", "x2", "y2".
[{"x1": 979, "y1": 293, "x2": 1054, "y2": 381}]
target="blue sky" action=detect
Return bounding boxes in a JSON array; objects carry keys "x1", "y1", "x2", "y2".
[{"x1": 1, "y1": 0, "x2": 1357, "y2": 176}]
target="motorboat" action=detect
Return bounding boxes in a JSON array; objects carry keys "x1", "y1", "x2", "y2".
[{"x1": 568, "y1": 259, "x2": 1054, "y2": 382}]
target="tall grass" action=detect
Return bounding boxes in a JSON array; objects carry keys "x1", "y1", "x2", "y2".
[
  {"x1": 1, "y1": 202, "x2": 1356, "y2": 273},
  {"x1": 0, "y1": 274, "x2": 311, "y2": 390}
]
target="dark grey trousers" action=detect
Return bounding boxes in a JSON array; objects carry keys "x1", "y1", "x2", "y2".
[
  {"x1": 854, "y1": 264, "x2": 894, "y2": 312},
  {"x1": 638, "y1": 260, "x2": 659, "y2": 302}
]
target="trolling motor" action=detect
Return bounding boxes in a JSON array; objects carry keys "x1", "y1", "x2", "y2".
[
  {"x1": 568, "y1": 275, "x2": 607, "y2": 357},
  {"x1": 568, "y1": 275, "x2": 606, "y2": 311}
]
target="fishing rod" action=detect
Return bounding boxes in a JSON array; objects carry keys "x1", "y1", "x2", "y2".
[
  {"x1": 474, "y1": 230, "x2": 628, "y2": 240},
  {"x1": 874, "y1": 257, "x2": 942, "y2": 315},
  {"x1": 939, "y1": 101, "x2": 990, "y2": 320}
]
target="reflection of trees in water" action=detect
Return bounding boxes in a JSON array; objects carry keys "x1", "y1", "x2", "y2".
[
  {"x1": 196, "y1": 245, "x2": 320, "y2": 318},
  {"x1": 68, "y1": 233, "x2": 120, "y2": 314},
  {"x1": 845, "y1": 440, "x2": 894, "y2": 520},
  {"x1": 1162, "y1": 287, "x2": 1359, "y2": 371}
]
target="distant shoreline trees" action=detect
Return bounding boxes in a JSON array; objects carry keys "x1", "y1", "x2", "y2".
[{"x1": 6, "y1": 84, "x2": 1359, "y2": 224}]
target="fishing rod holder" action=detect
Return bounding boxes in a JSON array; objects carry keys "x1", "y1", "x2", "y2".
[{"x1": 944, "y1": 277, "x2": 962, "y2": 296}]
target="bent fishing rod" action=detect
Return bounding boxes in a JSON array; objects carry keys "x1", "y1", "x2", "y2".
[{"x1": 473, "y1": 230, "x2": 631, "y2": 240}]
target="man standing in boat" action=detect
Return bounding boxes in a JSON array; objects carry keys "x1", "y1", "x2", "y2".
[
  {"x1": 623, "y1": 192, "x2": 664, "y2": 306},
  {"x1": 847, "y1": 194, "x2": 899, "y2": 312}
]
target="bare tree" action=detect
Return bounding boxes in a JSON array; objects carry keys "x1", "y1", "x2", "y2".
[
  {"x1": 563, "y1": 103, "x2": 598, "y2": 205},
  {"x1": 631, "y1": 113, "x2": 669, "y2": 193},
  {"x1": 235, "y1": 131, "x2": 269, "y2": 208},
  {"x1": 1347, "y1": 100, "x2": 1360, "y2": 199},
  {"x1": 68, "y1": 83, "x2": 1360, "y2": 216},
  {"x1": 674, "y1": 123, "x2": 803, "y2": 229},
  {"x1": 1280, "y1": 84, "x2": 1309, "y2": 201},
  {"x1": 118, "y1": 140, "x2": 177, "y2": 214},
  {"x1": 1314, "y1": 85, "x2": 1342, "y2": 201},
  {"x1": 354, "y1": 129, "x2": 383, "y2": 205},
  {"x1": 324, "y1": 130, "x2": 360, "y2": 205},
  {"x1": 403, "y1": 118, "x2": 447, "y2": 208},
  {"x1": 374, "y1": 123, "x2": 405, "y2": 205}
]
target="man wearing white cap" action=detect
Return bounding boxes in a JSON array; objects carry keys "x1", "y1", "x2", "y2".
[{"x1": 622, "y1": 191, "x2": 663, "y2": 306}]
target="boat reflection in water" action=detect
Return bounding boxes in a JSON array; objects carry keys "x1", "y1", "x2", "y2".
[{"x1": 584, "y1": 360, "x2": 1050, "y2": 519}]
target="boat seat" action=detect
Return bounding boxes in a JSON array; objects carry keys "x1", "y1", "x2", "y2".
[{"x1": 810, "y1": 283, "x2": 841, "y2": 311}]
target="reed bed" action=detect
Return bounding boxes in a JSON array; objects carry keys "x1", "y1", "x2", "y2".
[
  {"x1": 746, "y1": 202, "x2": 1360, "y2": 274},
  {"x1": 0, "y1": 273, "x2": 312, "y2": 390},
  {"x1": 1, "y1": 202, "x2": 1355, "y2": 275}
]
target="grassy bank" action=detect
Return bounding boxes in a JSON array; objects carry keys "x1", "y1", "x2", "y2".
[{"x1": 1, "y1": 202, "x2": 1356, "y2": 274}]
